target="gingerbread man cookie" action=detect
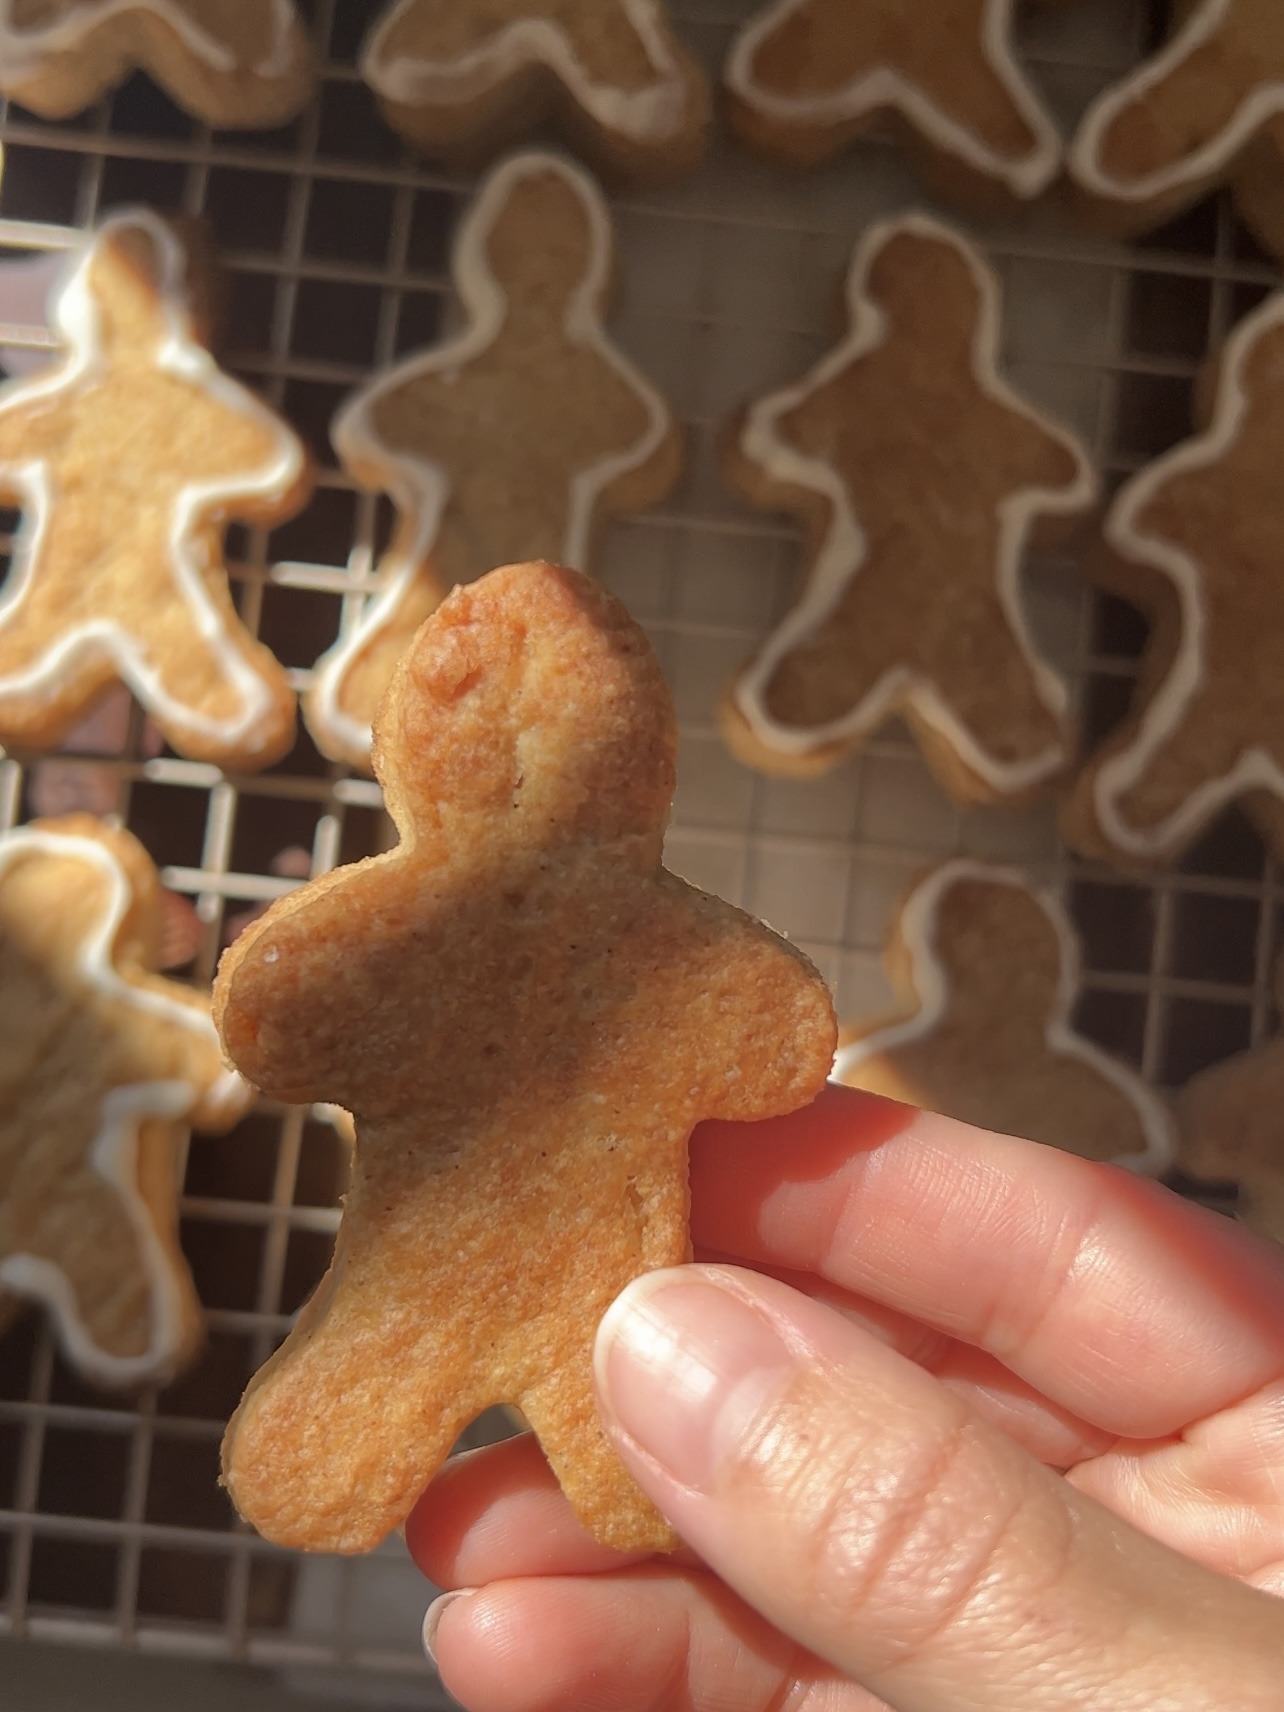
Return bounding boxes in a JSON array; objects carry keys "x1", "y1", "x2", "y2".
[
  {"x1": 217, "y1": 560, "x2": 837, "y2": 1555},
  {"x1": 0, "y1": 813, "x2": 248, "y2": 1388},
  {"x1": 723, "y1": 0, "x2": 1063, "y2": 204},
  {"x1": 1063, "y1": 290, "x2": 1284, "y2": 870},
  {"x1": 0, "y1": 1, "x2": 315, "y2": 128},
  {"x1": 1070, "y1": 0, "x2": 1284, "y2": 257},
  {"x1": 361, "y1": 0, "x2": 708, "y2": 184},
  {"x1": 722, "y1": 213, "x2": 1096, "y2": 804},
  {"x1": 1176, "y1": 959, "x2": 1284, "y2": 1243},
  {"x1": 305, "y1": 151, "x2": 680, "y2": 771},
  {"x1": 835, "y1": 861, "x2": 1175, "y2": 1173},
  {"x1": 0, "y1": 209, "x2": 311, "y2": 772}
]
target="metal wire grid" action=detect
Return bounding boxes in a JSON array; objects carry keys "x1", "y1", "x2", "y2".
[{"x1": 0, "y1": 0, "x2": 1276, "y2": 1683}]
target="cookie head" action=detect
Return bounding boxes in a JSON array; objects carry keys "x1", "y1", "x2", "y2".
[
  {"x1": 478, "y1": 158, "x2": 601, "y2": 316},
  {"x1": 862, "y1": 226, "x2": 983, "y2": 360}
]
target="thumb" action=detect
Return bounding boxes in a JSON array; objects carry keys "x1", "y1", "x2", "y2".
[{"x1": 594, "y1": 1265, "x2": 1282, "y2": 1712}]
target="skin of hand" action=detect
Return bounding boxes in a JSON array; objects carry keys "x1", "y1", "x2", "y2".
[{"x1": 407, "y1": 1083, "x2": 1284, "y2": 1712}]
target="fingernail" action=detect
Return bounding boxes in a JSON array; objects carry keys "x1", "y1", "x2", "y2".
[
  {"x1": 595, "y1": 1270, "x2": 794, "y2": 1492},
  {"x1": 422, "y1": 1588, "x2": 472, "y2": 1665}
]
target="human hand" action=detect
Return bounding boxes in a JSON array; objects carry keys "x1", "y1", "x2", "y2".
[{"x1": 408, "y1": 1083, "x2": 1284, "y2": 1712}]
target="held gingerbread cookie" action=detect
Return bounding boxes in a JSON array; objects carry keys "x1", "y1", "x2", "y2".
[
  {"x1": 0, "y1": 813, "x2": 249, "y2": 1388},
  {"x1": 217, "y1": 560, "x2": 837, "y2": 1556},
  {"x1": 1176, "y1": 959, "x2": 1284, "y2": 1243},
  {"x1": 835, "y1": 861, "x2": 1175, "y2": 1174},
  {"x1": 360, "y1": 1, "x2": 708, "y2": 184},
  {"x1": 305, "y1": 151, "x2": 680, "y2": 771},
  {"x1": 1069, "y1": 0, "x2": 1284, "y2": 258},
  {"x1": 1063, "y1": 290, "x2": 1284, "y2": 870},
  {"x1": 721, "y1": 213, "x2": 1096, "y2": 804},
  {"x1": 723, "y1": 0, "x2": 1063, "y2": 205},
  {"x1": 0, "y1": 209, "x2": 312, "y2": 772},
  {"x1": 0, "y1": 1, "x2": 314, "y2": 127}
]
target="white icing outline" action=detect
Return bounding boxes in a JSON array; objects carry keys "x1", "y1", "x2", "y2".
[
  {"x1": 0, "y1": 0, "x2": 302, "y2": 81},
  {"x1": 362, "y1": 0, "x2": 691, "y2": 142},
  {"x1": 731, "y1": 211, "x2": 1096, "y2": 793},
  {"x1": 308, "y1": 149, "x2": 674, "y2": 766},
  {"x1": 0, "y1": 825, "x2": 245, "y2": 1385},
  {"x1": 723, "y1": 0, "x2": 1063, "y2": 198},
  {"x1": 833, "y1": 860, "x2": 1176, "y2": 1176},
  {"x1": 0, "y1": 207, "x2": 306, "y2": 756},
  {"x1": 1089, "y1": 289, "x2": 1284, "y2": 857},
  {"x1": 1070, "y1": 0, "x2": 1283, "y2": 205}
]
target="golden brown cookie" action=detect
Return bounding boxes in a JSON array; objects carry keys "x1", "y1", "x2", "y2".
[
  {"x1": 0, "y1": 0, "x2": 315, "y2": 127},
  {"x1": 360, "y1": 0, "x2": 708, "y2": 184},
  {"x1": 1069, "y1": 0, "x2": 1284, "y2": 257},
  {"x1": 723, "y1": 0, "x2": 1064, "y2": 205},
  {"x1": 0, "y1": 208, "x2": 312, "y2": 772},
  {"x1": 1063, "y1": 289, "x2": 1284, "y2": 870},
  {"x1": 1176, "y1": 960, "x2": 1284, "y2": 1242},
  {"x1": 835, "y1": 860, "x2": 1175, "y2": 1172},
  {"x1": 721, "y1": 212, "x2": 1096, "y2": 804},
  {"x1": 304, "y1": 151, "x2": 680, "y2": 771},
  {"x1": 216, "y1": 560, "x2": 837, "y2": 1556},
  {"x1": 0, "y1": 813, "x2": 249, "y2": 1388}
]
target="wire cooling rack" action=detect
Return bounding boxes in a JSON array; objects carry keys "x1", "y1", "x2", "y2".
[{"x1": 0, "y1": 0, "x2": 1279, "y2": 1692}]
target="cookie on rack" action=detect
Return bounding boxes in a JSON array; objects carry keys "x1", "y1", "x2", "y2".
[
  {"x1": 304, "y1": 150, "x2": 681, "y2": 771},
  {"x1": 360, "y1": 0, "x2": 709, "y2": 184},
  {"x1": 218, "y1": 560, "x2": 837, "y2": 1556},
  {"x1": 0, "y1": 208, "x2": 312, "y2": 773},
  {"x1": 0, "y1": 0, "x2": 315, "y2": 128},
  {"x1": 1063, "y1": 288, "x2": 1284, "y2": 870},
  {"x1": 721, "y1": 212, "x2": 1096, "y2": 805},
  {"x1": 0, "y1": 813, "x2": 249, "y2": 1389},
  {"x1": 1175, "y1": 959, "x2": 1284, "y2": 1243},
  {"x1": 723, "y1": 0, "x2": 1064, "y2": 205},
  {"x1": 835, "y1": 860, "x2": 1176, "y2": 1173},
  {"x1": 1069, "y1": 0, "x2": 1284, "y2": 257}
]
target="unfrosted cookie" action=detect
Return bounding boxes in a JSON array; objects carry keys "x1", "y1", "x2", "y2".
[
  {"x1": 305, "y1": 151, "x2": 680, "y2": 771},
  {"x1": 361, "y1": 0, "x2": 709, "y2": 183},
  {"x1": 721, "y1": 212, "x2": 1096, "y2": 805},
  {"x1": 835, "y1": 860, "x2": 1175, "y2": 1173},
  {"x1": 0, "y1": 813, "x2": 249, "y2": 1388},
  {"x1": 723, "y1": 0, "x2": 1063, "y2": 204},
  {"x1": 0, "y1": 208, "x2": 312, "y2": 772},
  {"x1": 1069, "y1": 0, "x2": 1284, "y2": 257},
  {"x1": 217, "y1": 560, "x2": 837, "y2": 1556},
  {"x1": 0, "y1": 0, "x2": 315, "y2": 127},
  {"x1": 1063, "y1": 289, "x2": 1284, "y2": 870}
]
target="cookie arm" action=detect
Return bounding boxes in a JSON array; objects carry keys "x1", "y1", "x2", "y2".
[
  {"x1": 0, "y1": 389, "x2": 70, "y2": 468},
  {"x1": 123, "y1": 975, "x2": 251, "y2": 1132}
]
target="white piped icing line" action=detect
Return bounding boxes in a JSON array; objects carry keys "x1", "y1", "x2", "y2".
[
  {"x1": 0, "y1": 207, "x2": 306, "y2": 757},
  {"x1": 1088, "y1": 289, "x2": 1284, "y2": 858},
  {"x1": 362, "y1": 0, "x2": 691, "y2": 141},
  {"x1": 832, "y1": 860, "x2": 1176, "y2": 1176},
  {"x1": 308, "y1": 150, "x2": 674, "y2": 766},
  {"x1": 1070, "y1": 0, "x2": 1283, "y2": 205},
  {"x1": 0, "y1": 825, "x2": 247, "y2": 1386},
  {"x1": 724, "y1": 0, "x2": 1062, "y2": 198},
  {"x1": 0, "y1": 0, "x2": 302, "y2": 80},
  {"x1": 732, "y1": 211, "x2": 1096, "y2": 795}
]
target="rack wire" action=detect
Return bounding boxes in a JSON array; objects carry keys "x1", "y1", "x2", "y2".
[{"x1": 0, "y1": 0, "x2": 1277, "y2": 1689}]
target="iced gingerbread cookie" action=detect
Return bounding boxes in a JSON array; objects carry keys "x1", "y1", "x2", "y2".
[
  {"x1": 1069, "y1": 0, "x2": 1284, "y2": 258},
  {"x1": 217, "y1": 560, "x2": 837, "y2": 1555},
  {"x1": 305, "y1": 151, "x2": 680, "y2": 771},
  {"x1": 0, "y1": 209, "x2": 312, "y2": 772},
  {"x1": 1176, "y1": 959, "x2": 1284, "y2": 1243},
  {"x1": 721, "y1": 213, "x2": 1096, "y2": 804},
  {"x1": 0, "y1": 813, "x2": 248, "y2": 1388},
  {"x1": 0, "y1": 0, "x2": 314, "y2": 127},
  {"x1": 360, "y1": 0, "x2": 708, "y2": 184},
  {"x1": 1063, "y1": 290, "x2": 1284, "y2": 870},
  {"x1": 723, "y1": 0, "x2": 1064, "y2": 204},
  {"x1": 835, "y1": 860, "x2": 1175, "y2": 1173}
]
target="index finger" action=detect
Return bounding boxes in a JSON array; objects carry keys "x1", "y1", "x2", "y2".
[{"x1": 691, "y1": 1084, "x2": 1284, "y2": 1439}]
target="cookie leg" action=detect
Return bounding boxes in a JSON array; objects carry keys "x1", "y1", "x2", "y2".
[
  {"x1": 919, "y1": 626, "x2": 1069, "y2": 802},
  {"x1": 0, "y1": 599, "x2": 115, "y2": 749}
]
